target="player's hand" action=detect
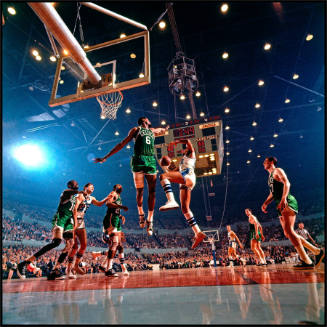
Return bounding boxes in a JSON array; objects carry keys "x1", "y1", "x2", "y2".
[
  {"x1": 122, "y1": 206, "x2": 128, "y2": 212},
  {"x1": 121, "y1": 216, "x2": 126, "y2": 225},
  {"x1": 261, "y1": 203, "x2": 268, "y2": 213},
  {"x1": 165, "y1": 125, "x2": 170, "y2": 130},
  {"x1": 277, "y1": 198, "x2": 287, "y2": 212},
  {"x1": 256, "y1": 234, "x2": 260, "y2": 240},
  {"x1": 240, "y1": 244, "x2": 244, "y2": 249},
  {"x1": 261, "y1": 235, "x2": 265, "y2": 242},
  {"x1": 94, "y1": 157, "x2": 106, "y2": 164}
]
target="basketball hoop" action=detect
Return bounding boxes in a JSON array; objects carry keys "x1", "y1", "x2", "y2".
[{"x1": 96, "y1": 90, "x2": 123, "y2": 120}]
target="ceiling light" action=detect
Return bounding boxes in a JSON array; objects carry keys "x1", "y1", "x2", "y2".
[
  {"x1": 199, "y1": 155, "x2": 204, "y2": 158},
  {"x1": 35, "y1": 55, "x2": 42, "y2": 61},
  {"x1": 285, "y1": 98, "x2": 290, "y2": 103},
  {"x1": 161, "y1": 120, "x2": 166, "y2": 126},
  {"x1": 8, "y1": 7, "x2": 16, "y2": 15},
  {"x1": 226, "y1": 152, "x2": 230, "y2": 156},
  {"x1": 263, "y1": 43, "x2": 271, "y2": 51},
  {"x1": 224, "y1": 107, "x2": 230, "y2": 114},
  {"x1": 125, "y1": 108, "x2": 131, "y2": 114},
  {"x1": 115, "y1": 131, "x2": 119, "y2": 136},
  {"x1": 246, "y1": 160, "x2": 251, "y2": 164},
  {"x1": 252, "y1": 121, "x2": 257, "y2": 127},
  {"x1": 306, "y1": 34, "x2": 314, "y2": 41},
  {"x1": 126, "y1": 144, "x2": 131, "y2": 149},
  {"x1": 257, "y1": 154, "x2": 261, "y2": 158},
  {"x1": 32, "y1": 49, "x2": 39, "y2": 57},
  {"x1": 200, "y1": 112, "x2": 205, "y2": 117},
  {"x1": 49, "y1": 56, "x2": 56, "y2": 62},
  {"x1": 130, "y1": 53, "x2": 136, "y2": 59},
  {"x1": 83, "y1": 44, "x2": 89, "y2": 49},
  {"x1": 250, "y1": 136, "x2": 255, "y2": 141},
  {"x1": 225, "y1": 139, "x2": 230, "y2": 144},
  {"x1": 255, "y1": 103, "x2": 261, "y2": 109},
  {"x1": 258, "y1": 80, "x2": 265, "y2": 86},
  {"x1": 278, "y1": 118, "x2": 284, "y2": 123},
  {"x1": 292, "y1": 73, "x2": 299, "y2": 80},
  {"x1": 139, "y1": 72, "x2": 145, "y2": 78},
  {"x1": 158, "y1": 20, "x2": 166, "y2": 30},
  {"x1": 186, "y1": 114, "x2": 191, "y2": 120},
  {"x1": 269, "y1": 144, "x2": 275, "y2": 148},
  {"x1": 100, "y1": 114, "x2": 106, "y2": 120},
  {"x1": 61, "y1": 65, "x2": 66, "y2": 70},
  {"x1": 180, "y1": 94, "x2": 186, "y2": 100},
  {"x1": 226, "y1": 162, "x2": 230, "y2": 166},
  {"x1": 152, "y1": 101, "x2": 158, "y2": 107},
  {"x1": 225, "y1": 125, "x2": 230, "y2": 130},
  {"x1": 223, "y1": 86, "x2": 230, "y2": 93},
  {"x1": 195, "y1": 90, "x2": 201, "y2": 97},
  {"x1": 273, "y1": 133, "x2": 278, "y2": 138},
  {"x1": 220, "y1": 3, "x2": 229, "y2": 13},
  {"x1": 248, "y1": 149, "x2": 252, "y2": 153},
  {"x1": 210, "y1": 157, "x2": 215, "y2": 161},
  {"x1": 120, "y1": 33, "x2": 126, "y2": 38},
  {"x1": 59, "y1": 79, "x2": 64, "y2": 84},
  {"x1": 222, "y1": 52, "x2": 229, "y2": 59},
  {"x1": 63, "y1": 49, "x2": 69, "y2": 56},
  {"x1": 205, "y1": 154, "x2": 209, "y2": 157}
]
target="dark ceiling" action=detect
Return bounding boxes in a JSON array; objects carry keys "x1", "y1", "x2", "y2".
[{"x1": 2, "y1": 1, "x2": 325, "y2": 224}]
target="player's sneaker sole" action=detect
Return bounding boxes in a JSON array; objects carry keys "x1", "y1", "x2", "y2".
[
  {"x1": 146, "y1": 221, "x2": 153, "y2": 236},
  {"x1": 159, "y1": 201, "x2": 179, "y2": 211},
  {"x1": 191, "y1": 232, "x2": 207, "y2": 249}
]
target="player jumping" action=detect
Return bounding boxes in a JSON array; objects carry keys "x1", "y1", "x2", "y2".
[
  {"x1": 94, "y1": 117, "x2": 168, "y2": 236},
  {"x1": 158, "y1": 139, "x2": 207, "y2": 249}
]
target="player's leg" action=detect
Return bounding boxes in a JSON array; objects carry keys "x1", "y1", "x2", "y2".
[
  {"x1": 180, "y1": 186, "x2": 206, "y2": 249},
  {"x1": 297, "y1": 235, "x2": 324, "y2": 267},
  {"x1": 250, "y1": 239, "x2": 260, "y2": 264},
  {"x1": 159, "y1": 171, "x2": 184, "y2": 211},
  {"x1": 145, "y1": 173, "x2": 157, "y2": 236},
  {"x1": 117, "y1": 234, "x2": 129, "y2": 275},
  {"x1": 74, "y1": 229, "x2": 87, "y2": 275},
  {"x1": 17, "y1": 225, "x2": 63, "y2": 279},
  {"x1": 280, "y1": 207, "x2": 314, "y2": 268},
  {"x1": 228, "y1": 247, "x2": 235, "y2": 267},
  {"x1": 257, "y1": 242, "x2": 267, "y2": 265},
  {"x1": 106, "y1": 233, "x2": 119, "y2": 277},
  {"x1": 133, "y1": 172, "x2": 146, "y2": 228},
  {"x1": 66, "y1": 234, "x2": 79, "y2": 278}
]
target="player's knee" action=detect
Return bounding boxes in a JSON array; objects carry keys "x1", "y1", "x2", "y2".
[
  {"x1": 117, "y1": 244, "x2": 123, "y2": 254},
  {"x1": 52, "y1": 238, "x2": 62, "y2": 248}
]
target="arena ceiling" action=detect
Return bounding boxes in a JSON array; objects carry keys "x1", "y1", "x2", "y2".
[{"x1": 2, "y1": 2, "x2": 325, "y2": 221}]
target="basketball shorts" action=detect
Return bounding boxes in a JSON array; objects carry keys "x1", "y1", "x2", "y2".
[
  {"x1": 131, "y1": 155, "x2": 157, "y2": 175},
  {"x1": 179, "y1": 168, "x2": 196, "y2": 190},
  {"x1": 76, "y1": 216, "x2": 85, "y2": 229},
  {"x1": 249, "y1": 230, "x2": 262, "y2": 242},
  {"x1": 276, "y1": 194, "x2": 298, "y2": 216},
  {"x1": 52, "y1": 213, "x2": 74, "y2": 232},
  {"x1": 103, "y1": 214, "x2": 122, "y2": 234}
]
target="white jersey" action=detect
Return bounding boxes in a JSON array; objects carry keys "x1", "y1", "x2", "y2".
[
  {"x1": 228, "y1": 231, "x2": 237, "y2": 248},
  {"x1": 75, "y1": 193, "x2": 93, "y2": 229},
  {"x1": 179, "y1": 154, "x2": 196, "y2": 171}
]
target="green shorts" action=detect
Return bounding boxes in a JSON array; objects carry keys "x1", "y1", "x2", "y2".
[
  {"x1": 131, "y1": 155, "x2": 157, "y2": 175},
  {"x1": 250, "y1": 230, "x2": 262, "y2": 242},
  {"x1": 276, "y1": 194, "x2": 298, "y2": 216},
  {"x1": 52, "y1": 213, "x2": 74, "y2": 232},
  {"x1": 104, "y1": 214, "x2": 122, "y2": 232}
]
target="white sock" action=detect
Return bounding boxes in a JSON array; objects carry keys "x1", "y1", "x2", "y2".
[
  {"x1": 160, "y1": 179, "x2": 175, "y2": 202},
  {"x1": 108, "y1": 259, "x2": 113, "y2": 270}
]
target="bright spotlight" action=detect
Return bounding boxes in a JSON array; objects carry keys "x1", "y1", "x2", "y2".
[
  {"x1": 13, "y1": 144, "x2": 46, "y2": 168},
  {"x1": 221, "y1": 3, "x2": 229, "y2": 14}
]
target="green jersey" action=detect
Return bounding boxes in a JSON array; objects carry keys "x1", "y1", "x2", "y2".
[
  {"x1": 134, "y1": 127, "x2": 155, "y2": 156},
  {"x1": 268, "y1": 168, "x2": 298, "y2": 214},
  {"x1": 103, "y1": 195, "x2": 122, "y2": 231},
  {"x1": 57, "y1": 189, "x2": 78, "y2": 218}
]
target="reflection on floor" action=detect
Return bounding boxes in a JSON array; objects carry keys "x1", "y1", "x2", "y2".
[{"x1": 2, "y1": 264, "x2": 325, "y2": 325}]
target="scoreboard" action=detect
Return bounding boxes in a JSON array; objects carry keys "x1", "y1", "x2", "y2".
[{"x1": 154, "y1": 116, "x2": 224, "y2": 177}]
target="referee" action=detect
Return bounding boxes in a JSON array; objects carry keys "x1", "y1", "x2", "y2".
[{"x1": 295, "y1": 222, "x2": 318, "y2": 247}]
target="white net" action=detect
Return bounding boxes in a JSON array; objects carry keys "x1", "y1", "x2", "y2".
[
  {"x1": 96, "y1": 90, "x2": 123, "y2": 120},
  {"x1": 202, "y1": 229, "x2": 220, "y2": 243}
]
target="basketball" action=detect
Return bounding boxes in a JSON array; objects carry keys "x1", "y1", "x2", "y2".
[{"x1": 160, "y1": 155, "x2": 171, "y2": 167}]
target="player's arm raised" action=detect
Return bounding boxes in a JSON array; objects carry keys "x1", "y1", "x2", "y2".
[
  {"x1": 234, "y1": 232, "x2": 244, "y2": 249},
  {"x1": 150, "y1": 125, "x2": 169, "y2": 136},
  {"x1": 94, "y1": 127, "x2": 138, "y2": 163},
  {"x1": 91, "y1": 195, "x2": 109, "y2": 207},
  {"x1": 106, "y1": 192, "x2": 128, "y2": 211},
  {"x1": 171, "y1": 139, "x2": 194, "y2": 153}
]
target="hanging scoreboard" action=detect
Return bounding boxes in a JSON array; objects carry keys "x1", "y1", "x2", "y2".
[{"x1": 154, "y1": 116, "x2": 224, "y2": 177}]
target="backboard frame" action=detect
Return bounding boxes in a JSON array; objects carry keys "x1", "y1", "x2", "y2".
[{"x1": 49, "y1": 30, "x2": 150, "y2": 107}]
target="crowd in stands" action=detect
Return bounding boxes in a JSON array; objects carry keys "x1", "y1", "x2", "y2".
[{"x1": 2, "y1": 198, "x2": 324, "y2": 279}]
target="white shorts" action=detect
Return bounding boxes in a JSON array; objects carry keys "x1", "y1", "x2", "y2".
[{"x1": 179, "y1": 168, "x2": 196, "y2": 191}]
